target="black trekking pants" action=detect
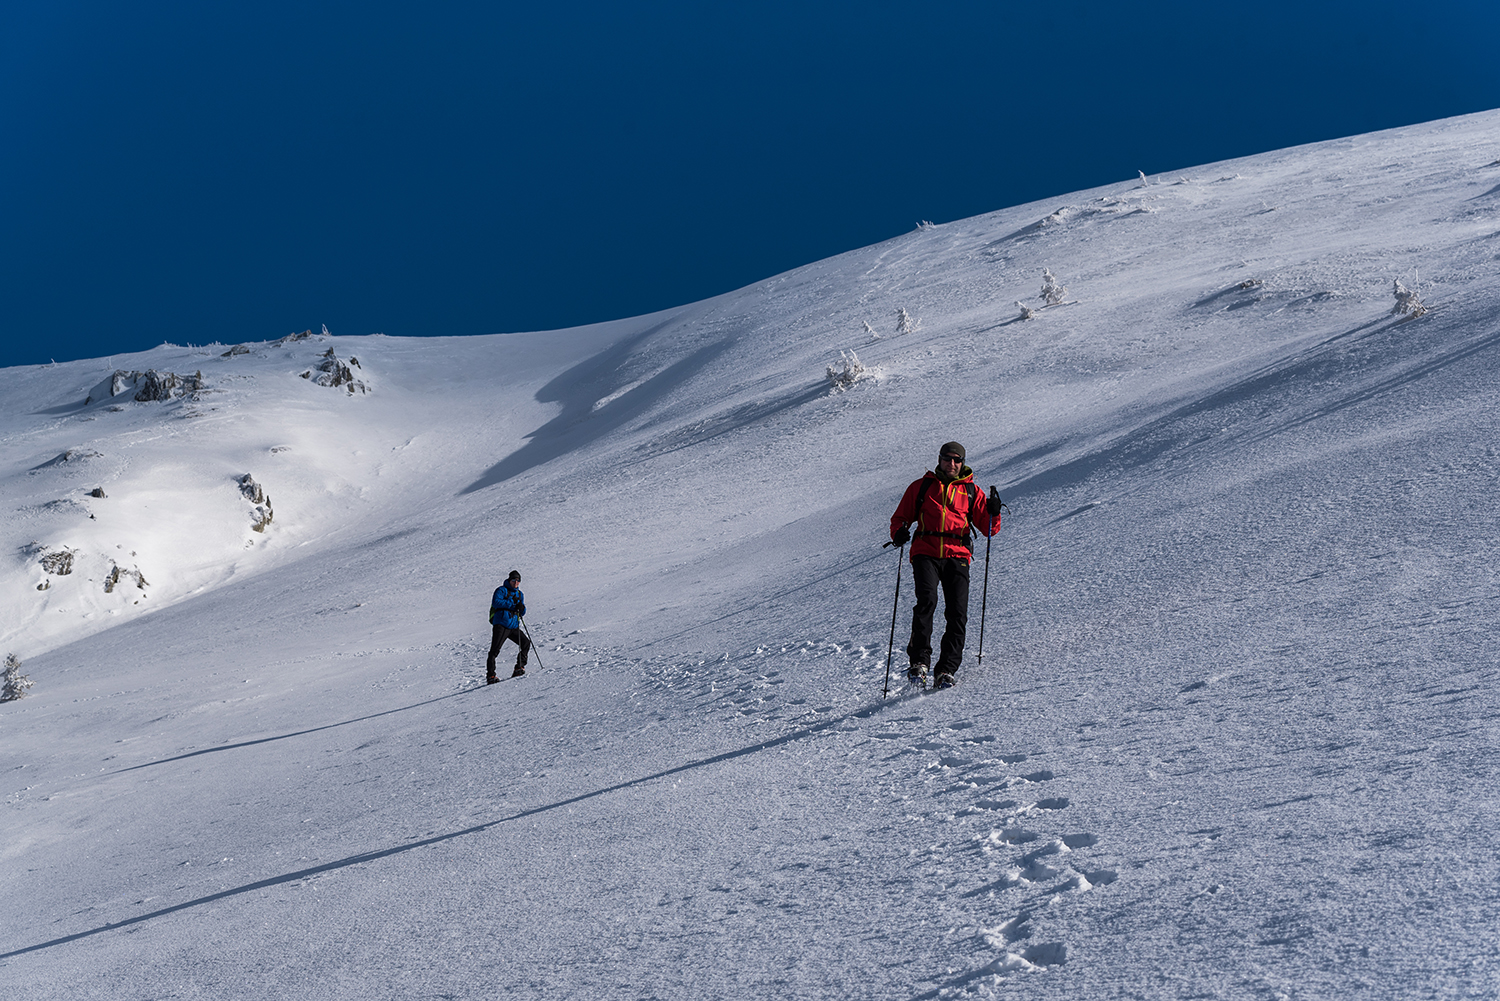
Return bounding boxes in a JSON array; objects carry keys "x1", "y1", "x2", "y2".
[
  {"x1": 906, "y1": 555, "x2": 970, "y2": 677},
  {"x1": 486, "y1": 624, "x2": 531, "y2": 676}
]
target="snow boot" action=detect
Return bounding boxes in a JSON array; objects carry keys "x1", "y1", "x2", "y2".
[
  {"x1": 511, "y1": 666, "x2": 526, "y2": 678},
  {"x1": 486, "y1": 673, "x2": 498, "y2": 685},
  {"x1": 907, "y1": 662, "x2": 929, "y2": 687},
  {"x1": 933, "y1": 673, "x2": 956, "y2": 691}
]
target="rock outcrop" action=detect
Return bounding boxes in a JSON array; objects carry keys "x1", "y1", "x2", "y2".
[
  {"x1": 84, "y1": 369, "x2": 205, "y2": 405},
  {"x1": 103, "y1": 564, "x2": 149, "y2": 594},
  {"x1": 239, "y1": 474, "x2": 274, "y2": 532},
  {"x1": 300, "y1": 348, "x2": 367, "y2": 394}
]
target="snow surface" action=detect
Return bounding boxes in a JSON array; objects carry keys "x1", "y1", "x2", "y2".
[{"x1": 4, "y1": 111, "x2": 1500, "y2": 999}]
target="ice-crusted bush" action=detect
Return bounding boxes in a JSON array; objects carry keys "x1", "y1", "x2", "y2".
[
  {"x1": 2, "y1": 654, "x2": 33, "y2": 702},
  {"x1": 863, "y1": 320, "x2": 879, "y2": 339},
  {"x1": 826, "y1": 350, "x2": 871, "y2": 391},
  {"x1": 1015, "y1": 300, "x2": 1036, "y2": 320},
  {"x1": 1041, "y1": 269, "x2": 1069, "y2": 306},
  {"x1": 1391, "y1": 278, "x2": 1427, "y2": 317},
  {"x1": 895, "y1": 307, "x2": 918, "y2": 336}
]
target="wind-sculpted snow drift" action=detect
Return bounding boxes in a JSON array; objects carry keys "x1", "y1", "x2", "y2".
[{"x1": 2, "y1": 112, "x2": 1499, "y2": 999}]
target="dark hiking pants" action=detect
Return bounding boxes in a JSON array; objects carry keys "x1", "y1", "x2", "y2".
[
  {"x1": 487, "y1": 624, "x2": 531, "y2": 676},
  {"x1": 906, "y1": 555, "x2": 971, "y2": 677}
]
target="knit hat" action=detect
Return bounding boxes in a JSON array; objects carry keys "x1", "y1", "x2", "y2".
[
  {"x1": 939, "y1": 441, "x2": 965, "y2": 461},
  {"x1": 507, "y1": 570, "x2": 521, "y2": 582}
]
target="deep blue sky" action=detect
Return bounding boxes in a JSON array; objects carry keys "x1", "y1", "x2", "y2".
[{"x1": 3, "y1": 1, "x2": 1497, "y2": 369}]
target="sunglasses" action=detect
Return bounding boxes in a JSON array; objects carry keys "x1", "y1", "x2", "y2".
[{"x1": 939, "y1": 454, "x2": 963, "y2": 463}]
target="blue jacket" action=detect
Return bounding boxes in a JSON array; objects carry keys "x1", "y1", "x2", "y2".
[{"x1": 490, "y1": 583, "x2": 526, "y2": 629}]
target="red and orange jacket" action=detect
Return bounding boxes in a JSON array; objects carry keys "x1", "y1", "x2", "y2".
[{"x1": 890, "y1": 467, "x2": 1000, "y2": 562}]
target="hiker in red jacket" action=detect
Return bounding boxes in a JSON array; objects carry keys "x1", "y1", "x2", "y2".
[{"x1": 889, "y1": 441, "x2": 1000, "y2": 690}]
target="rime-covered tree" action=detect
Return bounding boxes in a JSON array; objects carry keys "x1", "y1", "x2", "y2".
[
  {"x1": 826, "y1": 350, "x2": 869, "y2": 391},
  {"x1": 1391, "y1": 277, "x2": 1427, "y2": 317},
  {"x1": 1041, "y1": 269, "x2": 1069, "y2": 306},
  {"x1": 2, "y1": 653, "x2": 33, "y2": 702}
]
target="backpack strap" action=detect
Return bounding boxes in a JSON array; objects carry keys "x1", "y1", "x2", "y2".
[
  {"x1": 913, "y1": 477, "x2": 933, "y2": 522},
  {"x1": 912, "y1": 480, "x2": 979, "y2": 546}
]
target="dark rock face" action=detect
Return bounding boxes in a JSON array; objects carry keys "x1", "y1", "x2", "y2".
[
  {"x1": 39, "y1": 548, "x2": 75, "y2": 575},
  {"x1": 239, "y1": 474, "x2": 266, "y2": 505},
  {"x1": 84, "y1": 369, "x2": 204, "y2": 405},
  {"x1": 133, "y1": 369, "x2": 204, "y2": 402},
  {"x1": 301, "y1": 348, "x2": 368, "y2": 394},
  {"x1": 239, "y1": 474, "x2": 274, "y2": 532},
  {"x1": 104, "y1": 565, "x2": 149, "y2": 593}
]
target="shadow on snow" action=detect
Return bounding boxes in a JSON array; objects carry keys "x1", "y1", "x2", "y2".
[
  {"x1": 2, "y1": 699, "x2": 910, "y2": 960},
  {"x1": 459, "y1": 315, "x2": 732, "y2": 494}
]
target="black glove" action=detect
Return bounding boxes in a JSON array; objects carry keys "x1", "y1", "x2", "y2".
[
  {"x1": 988, "y1": 486, "x2": 1002, "y2": 509},
  {"x1": 517, "y1": 605, "x2": 526, "y2": 618},
  {"x1": 891, "y1": 525, "x2": 911, "y2": 546}
]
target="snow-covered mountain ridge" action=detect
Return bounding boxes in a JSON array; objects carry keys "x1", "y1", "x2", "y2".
[{"x1": 3, "y1": 111, "x2": 1498, "y2": 998}]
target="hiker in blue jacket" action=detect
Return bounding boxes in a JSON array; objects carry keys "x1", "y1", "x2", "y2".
[{"x1": 486, "y1": 570, "x2": 531, "y2": 683}]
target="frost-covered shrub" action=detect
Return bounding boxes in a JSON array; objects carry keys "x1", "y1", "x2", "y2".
[
  {"x1": 1391, "y1": 278, "x2": 1427, "y2": 317},
  {"x1": 863, "y1": 320, "x2": 879, "y2": 339},
  {"x1": 915, "y1": 220, "x2": 937, "y2": 231},
  {"x1": 1015, "y1": 300, "x2": 1036, "y2": 320},
  {"x1": 895, "y1": 308, "x2": 918, "y2": 336},
  {"x1": 826, "y1": 350, "x2": 870, "y2": 391},
  {"x1": 1041, "y1": 269, "x2": 1069, "y2": 306},
  {"x1": 2, "y1": 654, "x2": 33, "y2": 702}
]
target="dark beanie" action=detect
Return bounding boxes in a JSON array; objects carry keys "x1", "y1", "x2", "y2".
[
  {"x1": 507, "y1": 570, "x2": 521, "y2": 581},
  {"x1": 939, "y1": 441, "x2": 965, "y2": 460}
]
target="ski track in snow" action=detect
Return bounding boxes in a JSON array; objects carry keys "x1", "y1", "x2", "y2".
[{"x1": 4, "y1": 111, "x2": 1500, "y2": 998}]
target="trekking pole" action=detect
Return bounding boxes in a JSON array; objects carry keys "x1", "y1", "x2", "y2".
[
  {"x1": 976, "y1": 487, "x2": 1007, "y2": 670},
  {"x1": 520, "y1": 616, "x2": 544, "y2": 671},
  {"x1": 977, "y1": 533, "x2": 992, "y2": 670},
  {"x1": 881, "y1": 539, "x2": 905, "y2": 699}
]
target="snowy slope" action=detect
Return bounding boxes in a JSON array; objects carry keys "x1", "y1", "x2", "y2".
[{"x1": 3, "y1": 111, "x2": 1499, "y2": 999}]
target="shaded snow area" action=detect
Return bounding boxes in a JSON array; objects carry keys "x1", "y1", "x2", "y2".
[{"x1": 4, "y1": 112, "x2": 1500, "y2": 998}]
